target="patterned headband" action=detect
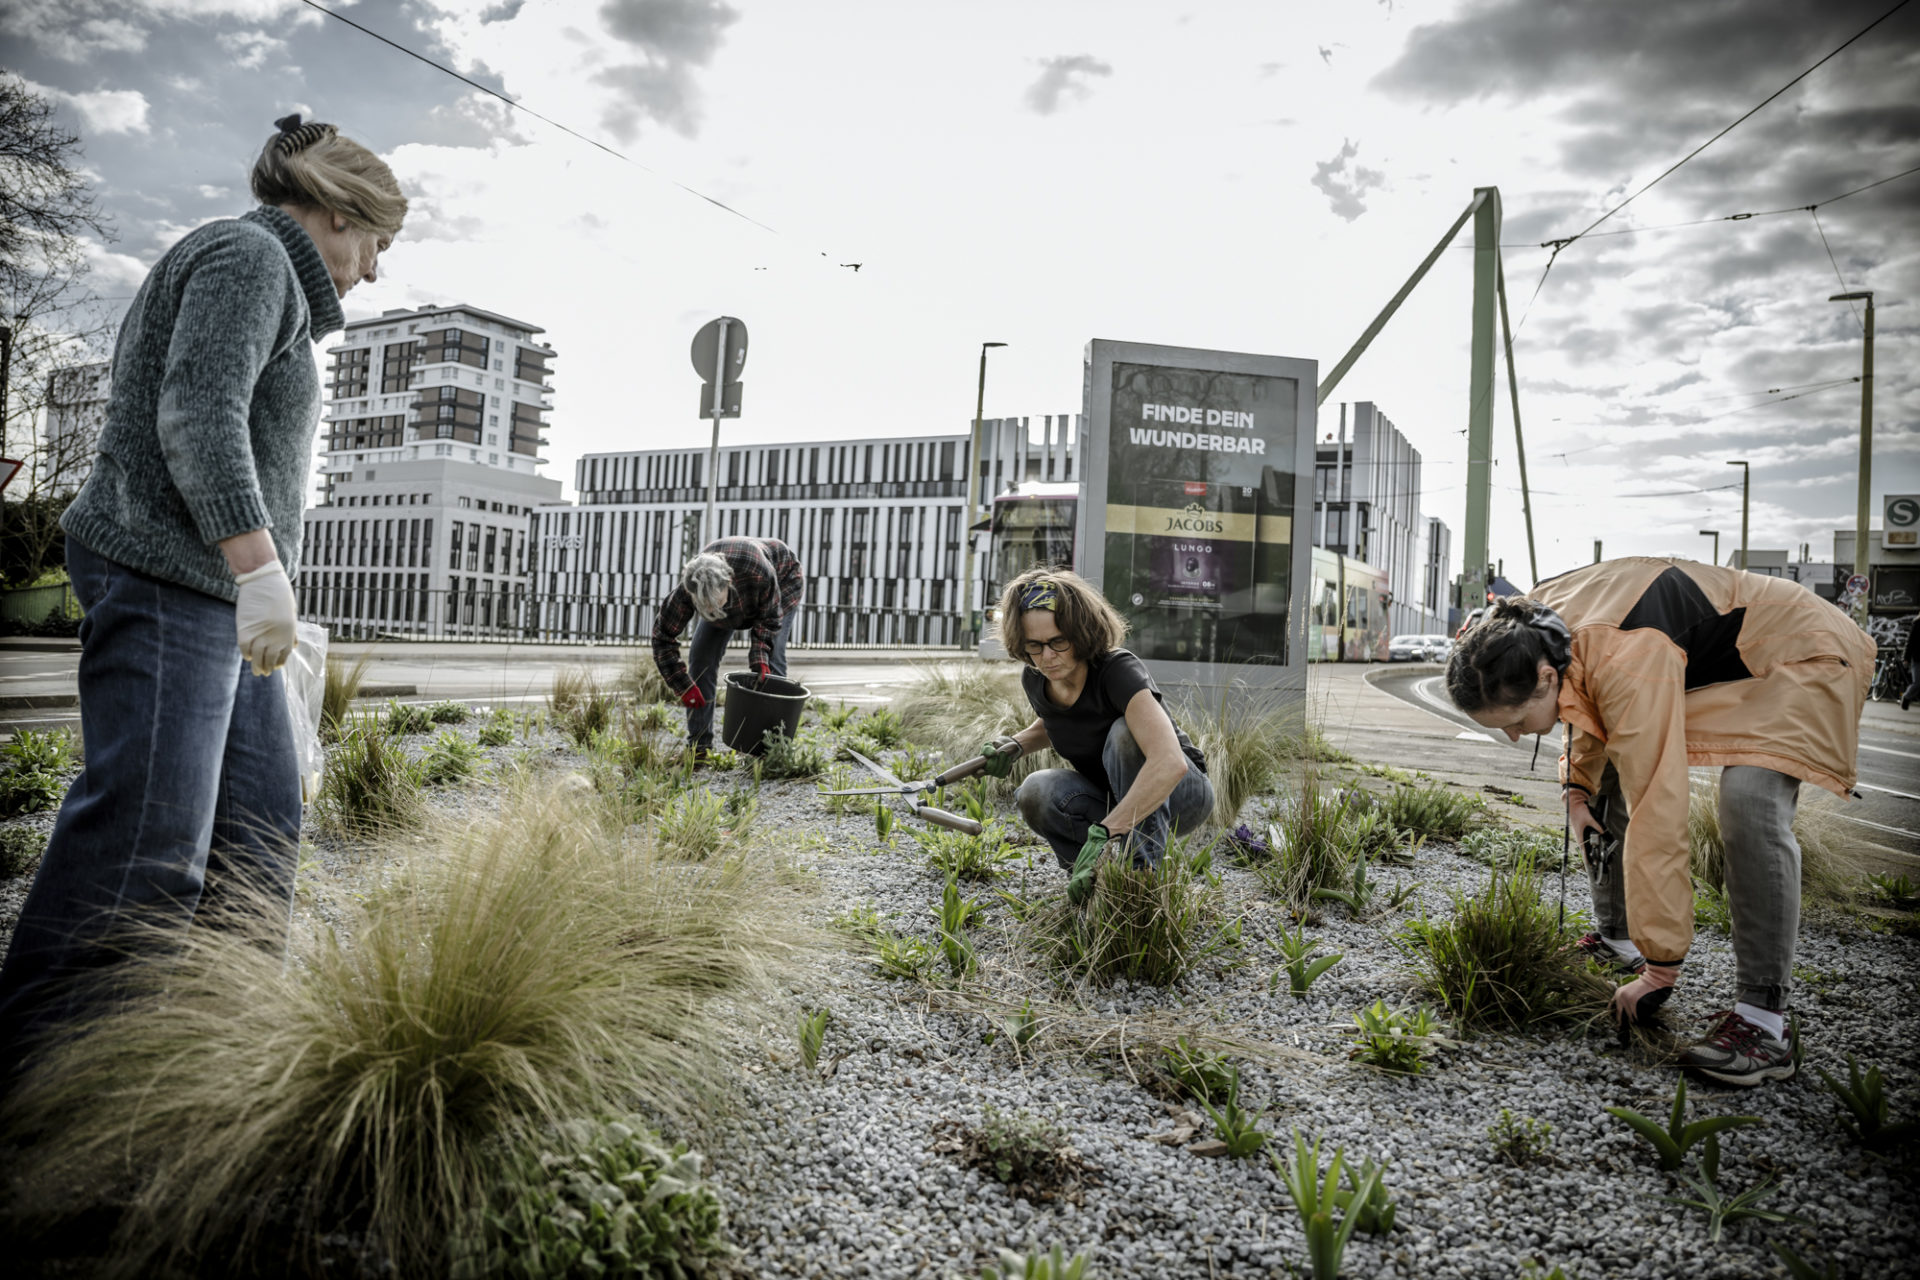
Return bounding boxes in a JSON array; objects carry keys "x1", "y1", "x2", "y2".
[
  {"x1": 273, "y1": 113, "x2": 336, "y2": 156},
  {"x1": 1018, "y1": 581, "x2": 1060, "y2": 612}
]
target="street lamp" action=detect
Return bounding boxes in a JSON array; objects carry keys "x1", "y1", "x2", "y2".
[
  {"x1": 1726, "y1": 461, "x2": 1749, "y2": 571},
  {"x1": 1699, "y1": 529, "x2": 1720, "y2": 567},
  {"x1": 1830, "y1": 290, "x2": 1874, "y2": 623},
  {"x1": 963, "y1": 342, "x2": 1007, "y2": 649}
]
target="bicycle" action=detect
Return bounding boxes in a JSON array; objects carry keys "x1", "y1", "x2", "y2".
[{"x1": 1871, "y1": 645, "x2": 1908, "y2": 703}]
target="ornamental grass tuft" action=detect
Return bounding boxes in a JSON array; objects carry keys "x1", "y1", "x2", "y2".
[
  {"x1": 316, "y1": 716, "x2": 425, "y2": 838},
  {"x1": 1398, "y1": 850, "x2": 1613, "y2": 1030},
  {"x1": 1174, "y1": 682, "x2": 1301, "y2": 828},
  {"x1": 1, "y1": 789, "x2": 819, "y2": 1277},
  {"x1": 1026, "y1": 839, "x2": 1235, "y2": 986}
]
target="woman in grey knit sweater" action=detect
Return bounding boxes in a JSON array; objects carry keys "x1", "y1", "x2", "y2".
[{"x1": 0, "y1": 117, "x2": 407, "y2": 1082}]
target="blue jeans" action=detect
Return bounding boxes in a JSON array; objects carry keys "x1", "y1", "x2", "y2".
[
  {"x1": 0, "y1": 540, "x2": 302, "y2": 1078},
  {"x1": 685, "y1": 614, "x2": 792, "y2": 748},
  {"x1": 1015, "y1": 719, "x2": 1215, "y2": 872}
]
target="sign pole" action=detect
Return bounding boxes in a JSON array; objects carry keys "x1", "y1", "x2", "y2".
[{"x1": 703, "y1": 317, "x2": 729, "y2": 545}]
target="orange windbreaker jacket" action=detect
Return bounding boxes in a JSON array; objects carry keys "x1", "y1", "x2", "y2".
[{"x1": 1528, "y1": 558, "x2": 1874, "y2": 965}]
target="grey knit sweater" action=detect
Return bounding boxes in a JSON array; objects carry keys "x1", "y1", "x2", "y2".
[{"x1": 61, "y1": 206, "x2": 344, "y2": 603}]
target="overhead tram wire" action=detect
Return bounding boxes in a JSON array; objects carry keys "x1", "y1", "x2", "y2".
[
  {"x1": 296, "y1": 0, "x2": 846, "y2": 266},
  {"x1": 1505, "y1": 0, "x2": 1912, "y2": 339}
]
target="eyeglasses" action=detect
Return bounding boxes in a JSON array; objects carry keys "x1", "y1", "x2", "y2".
[{"x1": 1019, "y1": 637, "x2": 1073, "y2": 656}]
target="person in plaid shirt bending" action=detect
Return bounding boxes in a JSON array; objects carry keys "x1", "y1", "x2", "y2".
[{"x1": 652, "y1": 536, "x2": 805, "y2": 755}]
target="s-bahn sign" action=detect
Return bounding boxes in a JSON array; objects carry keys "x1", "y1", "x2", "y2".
[{"x1": 1886, "y1": 494, "x2": 1918, "y2": 549}]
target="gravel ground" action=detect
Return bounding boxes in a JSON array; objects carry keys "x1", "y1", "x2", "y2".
[{"x1": 1, "y1": 711, "x2": 1916, "y2": 1280}]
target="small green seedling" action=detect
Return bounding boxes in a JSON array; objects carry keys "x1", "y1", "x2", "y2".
[
  {"x1": 1002, "y1": 998, "x2": 1041, "y2": 1051},
  {"x1": 1267, "y1": 919, "x2": 1341, "y2": 998},
  {"x1": 1272, "y1": 1129, "x2": 1383, "y2": 1280},
  {"x1": 1198, "y1": 1067, "x2": 1268, "y2": 1158},
  {"x1": 1819, "y1": 1055, "x2": 1918, "y2": 1152},
  {"x1": 1660, "y1": 1133, "x2": 1805, "y2": 1243},
  {"x1": 797, "y1": 1006, "x2": 830, "y2": 1071},
  {"x1": 1161, "y1": 1036, "x2": 1238, "y2": 1104},
  {"x1": 1865, "y1": 872, "x2": 1916, "y2": 906},
  {"x1": 1769, "y1": 1241, "x2": 1843, "y2": 1280},
  {"x1": 1349, "y1": 1000, "x2": 1448, "y2": 1075},
  {"x1": 979, "y1": 1244, "x2": 1089, "y2": 1280},
  {"x1": 1488, "y1": 1108, "x2": 1555, "y2": 1167},
  {"x1": 874, "y1": 804, "x2": 894, "y2": 841},
  {"x1": 1604, "y1": 1077, "x2": 1763, "y2": 1171},
  {"x1": 1334, "y1": 1154, "x2": 1396, "y2": 1234}
]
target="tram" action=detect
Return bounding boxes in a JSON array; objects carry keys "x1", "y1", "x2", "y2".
[{"x1": 977, "y1": 483, "x2": 1078, "y2": 660}]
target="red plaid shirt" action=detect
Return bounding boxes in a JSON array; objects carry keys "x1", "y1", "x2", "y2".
[{"x1": 652, "y1": 537, "x2": 805, "y2": 693}]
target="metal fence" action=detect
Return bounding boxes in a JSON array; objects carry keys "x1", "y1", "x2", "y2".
[
  {"x1": 301, "y1": 586, "x2": 965, "y2": 649},
  {"x1": 0, "y1": 582, "x2": 82, "y2": 627}
]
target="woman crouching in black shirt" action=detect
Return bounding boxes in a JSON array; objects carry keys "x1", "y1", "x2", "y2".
[{"x1": 975, "y1": 568, "x2": 1212, "y2": 904}]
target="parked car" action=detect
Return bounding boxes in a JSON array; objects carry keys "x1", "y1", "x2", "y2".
[
  {"x1": 1456, "y1": 607, "x2": 1486, "y2": 639},
  {"x1": 1424, "y1": 633, "x2": 1454, "y2": 661},
  {"x1": 1388, "y1": 634, "x2": 1433, "y2": 661}
]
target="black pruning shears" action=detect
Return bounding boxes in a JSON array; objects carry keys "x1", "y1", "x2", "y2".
[
  {"x1": 1582, "y1": 792, "x2": 1619, "y2": 879},
  {"x1": 821, "y1": 748, "x2": 987, "y2": 834}
]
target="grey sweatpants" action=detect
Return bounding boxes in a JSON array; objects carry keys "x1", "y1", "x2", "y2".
[{"x1": 1587, "y1": 762, "x2": 1801, "y2": 1010}]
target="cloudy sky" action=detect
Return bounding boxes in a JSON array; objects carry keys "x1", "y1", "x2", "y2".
[{"x1": 6, "y1": 0, "x2": 1916, "y2": 586}]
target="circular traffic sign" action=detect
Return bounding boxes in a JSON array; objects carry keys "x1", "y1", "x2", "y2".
[{"x1": 1846, "y1": 573, "x2": 1869, "y2": 594}]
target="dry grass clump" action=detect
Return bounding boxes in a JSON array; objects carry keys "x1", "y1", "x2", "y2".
[
  {"x1": 893, "y1": 663, "x2": 1039, "y2": 791},
  {"x1": 321, "y1": 651, "x2": 371, "y2": 742},
  {"x1": 1174, "y1": 682, "x2": 1304, "y2": 829},
  {"x1": 1688, "y1": 781, "x2": 1858, "y2": 902},
  {"x1": 550, "y1": 666, "x2": 619, "y2": 748},
  {"x1": 619, "y1": 652, "x2": 674, "y2": 705},
  {"x1": 1, "y1": 789, "x2": 820, "y2": 1277}
]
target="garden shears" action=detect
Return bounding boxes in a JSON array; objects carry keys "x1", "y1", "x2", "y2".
[{"x1": 822, "y1": 748, "x2": 987, "y2": 834}]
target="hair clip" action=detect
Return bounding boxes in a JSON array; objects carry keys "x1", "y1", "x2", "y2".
[
  {"x1": 272, "y1": 113, "x2": 334, "y2": 156},
  {"x1": 1018, "y1": 581, "x2": 1060, "y2": 612}
]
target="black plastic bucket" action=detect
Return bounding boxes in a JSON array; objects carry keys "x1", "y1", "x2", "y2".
[{"x1": 720, "y1": 671, "x2": 810, "y2": 755}]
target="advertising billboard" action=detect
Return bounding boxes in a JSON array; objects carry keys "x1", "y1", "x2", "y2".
[{"x1": 1079, "y1": 340, "x2": 1317, "y2": 700}]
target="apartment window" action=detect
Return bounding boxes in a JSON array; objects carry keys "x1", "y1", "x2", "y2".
[{"x1": 449, "y1": 521, "x2": 463, "y2": 570}]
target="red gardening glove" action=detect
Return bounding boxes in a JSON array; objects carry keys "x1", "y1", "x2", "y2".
[
  {"x1": 680, "y1": 685, "x2": 707, "y2": 710},
  {"x1": 755, "y1": 662, "x2": 772, "y2": 685},
  {"x1": 1611, "y1": 963, "x2": 1678, "y2": 1029}
]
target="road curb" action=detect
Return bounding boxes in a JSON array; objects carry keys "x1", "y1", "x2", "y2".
[{"x1": 0, "y1": 694, "x2": 79, "y2": 710}]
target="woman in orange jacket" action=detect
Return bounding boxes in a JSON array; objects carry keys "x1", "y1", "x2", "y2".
[{"x1": 1446, "y1": 559, "x2": 1874, "y2": 1086}]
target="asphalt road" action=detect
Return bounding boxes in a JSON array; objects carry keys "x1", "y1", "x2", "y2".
[
  {"x1": 1368, "y1": 665, "x2": 1920, "y2": 862},
  {"x1": 6, "y1": 641, "x2": 1914, "y2": 865}
]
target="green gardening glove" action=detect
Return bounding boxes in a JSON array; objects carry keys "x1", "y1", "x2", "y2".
[
  {"x1": 980, "y1": 735, "x2": 1024, "y2": 779},
  {"x1": 1068, "y1": 824, "x2": 1110, "y2": 906}
]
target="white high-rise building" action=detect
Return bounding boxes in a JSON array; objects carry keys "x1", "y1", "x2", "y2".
[
  {"x1": 301, "y1": 305, "x2": 562, "y2": 638},
  {"x1": 316, "y1": 303, "x2": 555, "y2": 504}
]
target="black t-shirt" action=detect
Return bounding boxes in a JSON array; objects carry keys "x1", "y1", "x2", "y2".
[{"x1": 1022, "y1": 648, "x2": 1207, "y2": 798}]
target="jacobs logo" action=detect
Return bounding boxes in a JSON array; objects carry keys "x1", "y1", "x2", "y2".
[{"x1": 1163, "y1": 503, "x2": 1225, "y2": 533}]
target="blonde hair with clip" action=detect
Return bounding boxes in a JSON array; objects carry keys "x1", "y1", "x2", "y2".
[{"x1": 249, "y1": 115, "x2": 407, "y2": 237}]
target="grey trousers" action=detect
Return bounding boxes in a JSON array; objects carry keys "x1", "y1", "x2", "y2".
[
  {"x1": 1014, "y1": 720, "x2": 1214, "y2": 872},
  {"x1": 1587, "y1": 761, "x2": 1800, "y2": 1010}
]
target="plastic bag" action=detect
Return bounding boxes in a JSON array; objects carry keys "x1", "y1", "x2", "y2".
[{"x1": 283, "y1": 621, "x2": 329, "y2": 804}]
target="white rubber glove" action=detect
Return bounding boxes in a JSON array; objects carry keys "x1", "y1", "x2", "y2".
[{"x1": 234, "y1": 560, "x2": 297, "y2": 676}]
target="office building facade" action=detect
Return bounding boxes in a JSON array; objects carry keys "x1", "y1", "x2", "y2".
[
  {"x1": 526, "y1": 415, "x2": 1082, "y2": 645},
  {"x1": 1312, "y1": 401, "x2": 1453, "y2": 636}
]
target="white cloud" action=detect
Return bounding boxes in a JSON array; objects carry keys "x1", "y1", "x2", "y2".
[
  {"x1": 21, "y1": 79, "x2": 152, "y2": 136},
  {"x1": 63, "y1": 87, "x2": 153, "y2": 135},
  {"x1": 216, "y1": 29, "x2": 289, "y2": 69},
  {"x1": 196, "y1": 184, "x2": 233, "y2": 199}
]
